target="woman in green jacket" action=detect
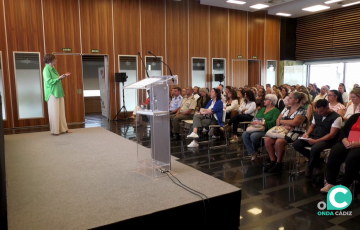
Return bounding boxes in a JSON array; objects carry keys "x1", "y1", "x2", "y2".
[
  {"x1": 242, "y1": 94, "x2": 280, "y2": 161},
  {"x1": 43, "y1": 54, "x2": 71, "y2": 135}
]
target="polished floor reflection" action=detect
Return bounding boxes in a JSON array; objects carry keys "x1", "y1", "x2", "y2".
[{"x1": 4, "y1": 113, "x2": 359, "y2": 230}]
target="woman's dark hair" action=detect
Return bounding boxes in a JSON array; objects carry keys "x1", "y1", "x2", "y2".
[
  {"x1": 244, "y1": 90, "x2": 255, "y2": 103},
  {"x1": 213, "y1": 88, "x2": 222, "y2": 101},
  {"x1": 339, "y1": 83, "x2": 347, "y2": 92},
  {"x1": 329, "y1": 90, "x2": 344, "y2": 105},
  {"x1": 238, "y1": 89, "x2": 245, "y2": 98},
  {"x1": 228, "y1": 89, "x2": 240, "y2": 104},
  {"x1": 43, "y1": 54, "x2": 56, "y2": 64},
  {"x1": 225, "y1": 86, "x2": 232, "y2": 91},
  {"x1": 282, "y1": 87, "x2": 289, "y2": 97}
]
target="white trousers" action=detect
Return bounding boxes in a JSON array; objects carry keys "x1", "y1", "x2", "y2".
[
  {"x1": 133, "y1": 105, "x2": 141, "y2": 115},
  {"x1": 48, "y1": 95, "x2": 68, "y2": 134}
]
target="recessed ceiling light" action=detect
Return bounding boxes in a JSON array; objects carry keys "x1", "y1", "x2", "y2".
[
  {"x1": 325, "y1": 0, "x2": 342, "y2": 4},
  {"x1": 276, "y1": 13, "x2": 292, "y2": 16},
  {"x1": 302, "y1": 5, "x2": 330, "y2": 12},
  {"x1": 343, "y1": 1, "x2": 360, "y2": 7},
  {"x1": 250, "y1": 4, "x2": 269, "y2": 9},
  {"x1": 247, "y1": 208, "x2": 262, "y2": 215},
  {"x1": 227, "y1": 0, "x2": 246, "y2": 4}
]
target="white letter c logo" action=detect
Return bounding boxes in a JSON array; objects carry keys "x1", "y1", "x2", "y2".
[{"x1": 329, "y1": 187, "x2": 348, "y2": 209}]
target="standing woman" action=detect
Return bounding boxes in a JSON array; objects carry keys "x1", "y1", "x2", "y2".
[{"x1": 43, "y1": 54, "x2": 72, "y2": 135}]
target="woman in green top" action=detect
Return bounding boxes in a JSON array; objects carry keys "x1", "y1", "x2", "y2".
[
  {"x1": 242, "y1": 94, "x2": 280, "y2": 161},
  {"x1": 43, "y1": 54, "x2": 71, "y2": 135}
]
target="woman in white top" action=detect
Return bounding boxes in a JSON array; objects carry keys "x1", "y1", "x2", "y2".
[
  {"x1": 339, "y1": 83, "x2": 349, "y2": 107},
  {"x1": 224, "y1": 89, "x2": 240, "y2": 119},
  {"x1": 344, "y1": 88, "x2": 360, "y2": 121},
  {"x1": 237, "y1": 89, "x2": 245, "y2": 106},
  {"x1": 221, "y1": 90, "x2": 256, "y2": 142},
  {"x1": 328, "y1": 90, "x2": 346, "y2": 118},
  {"x1": 281, "y1": 87, "x2": 290, "y2": 107}
]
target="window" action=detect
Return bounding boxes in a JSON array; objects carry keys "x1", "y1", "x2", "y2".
[
  {"x1": 310, "y1": 63, "x2": 344, "y2": 90},
  {"x1": 145, "y1": 56, "x2": 163, "y2": 77},
  {"x1": 192, "y1": 58, "x2": 206, "y2": 88},
  {"x1": 14, "y1": 52, "x2": 44, "y2": 119},
  {"x1": 283, "y1": 62, "x2": 307, "y2": 86},
  {"x1": 212, "y1": 58, "x2": 226, "y2": 87},
  {"x1": 119, "y1": 56, "x2": 138, "y2": 112},
  {"x1": 0, "y1": 52, "x2": 6, "y2": 120},
  {"x1": 344, "y1": 62, "x2": 360, "y2": 92}
]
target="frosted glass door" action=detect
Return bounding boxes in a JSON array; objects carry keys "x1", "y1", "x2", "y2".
[
  {"x1": 14, "y1": 53, "x2": 44, "y2": 119},
  {"x1": 212, "y1": 58, "x2": 226, "y2": 87},
  {"x1": 192, "y1": 58, "x2": 206, "y2": 88},
  {"x1": 119, "y1": 56, "x2": 138, "y2": 112},
  {"x1": 146, "y1": 56, "x2": 163, "y2": 77},
  {"x1": 0, "y1": 52, "x2": 5, "y2": 120},
  {"x1": 267, "y1": 60, "x2": 277, "y2": 87}
]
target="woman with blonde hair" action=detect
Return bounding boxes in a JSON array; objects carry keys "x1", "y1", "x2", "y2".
[
  {"x1": 274, "y1": 89, "x2": 285, "y2": 112},
  {"x1": 344, "y1": 88, "x2": 360, "y2": 121},
  {"x1": 297, "y1": 86, "x2": 313, "y2": 122}
]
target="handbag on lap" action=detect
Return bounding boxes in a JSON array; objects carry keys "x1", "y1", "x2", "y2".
[{"x1": 265, "y1": 126, "x2": 289, "y2": 139}]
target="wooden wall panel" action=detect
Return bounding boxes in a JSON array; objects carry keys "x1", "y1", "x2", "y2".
[
  {"x1": 189, "y1": 0, "x2": 209, "y2": 88},
  {"x1": 114, "y1": 0, "x2": 141, "y2": 113},
  {"x1": 248, "y1": 11, "x2": 265, "y2": 80},
  {"x1": 80, "y1": 0, "x2": 113, "y2": 54},
  {"x1": 296, "y1": 4, "x2": 360, "y2": 60},
  {"x1": 166, "y1": 0, "x2": 188, "y2": 87},
  {"x1": 4, "y1": 0, "x2": 47, "y2": 127},
  {"x1": 0, "y1": 0, "x2": 12, "y2": 128},
  {"x1": 55, "y1": 55, "x2": 85, "y2": 123},
  {"x1": 232, "y1": 60, "x2": 248, "y2": 88},
  {"x1": 43, "y1": 0, "x2": 81, "y2": 53},
  {"x1": 210, "y1": 6, "x2": 228, "y2": 88},
  {"x1": 229, "y1": 9, "x2": 247, "y2": 86},
  {"x1": 248, "y1": 60, "x2": 261, "y2": 87},
  {"x1": 265, "y1": 14, "x2": 280, "y2": 84},
  {"x1": 141, "y1": 0, "x2": 166, "y2": 76}
]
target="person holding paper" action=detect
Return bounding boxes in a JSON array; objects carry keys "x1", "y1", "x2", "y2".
[
  {"x1": 321, "y1": 113, "x2": 360, "y2": 193},
  {"x1": 43, "y1": 54, "x2": 71, "y2": 135},
  {"x1": 293, "y1": 99, "x2": 342, "y2": 178}
]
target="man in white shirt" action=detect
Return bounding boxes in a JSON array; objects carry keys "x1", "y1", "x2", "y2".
[
  {"x1": 293, "y1": 99, "x2": 342, "y2": 178},
  {"x1": 193, "y1": 86, "x2": 200, "y2": 100},
  {"x1": 338, "y1": 83, "x2": 349, "y2": 107},
  {"x1": 313, "y1": 85, "x2": 328, "y2": 111}
]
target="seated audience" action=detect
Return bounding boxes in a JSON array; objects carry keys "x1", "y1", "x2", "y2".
[
  {"x1": 264, "y1": 92, "x2": 307, "y2": 173},
  {"x1": 255, "y1": 88, "x2": 265, "y2": 111},
  {"x1": 296, "y1": 84, "x2": 300, "y2": 91},
  {"x1": 321, "y1": 113, "x2": 360, "y2": 193},
  {"x1": 293, "y1": 99, "x2": 342, "y2": 178},
  {"x1": 290, "y1": 85, "x2": 296, "y2": 92},
  {"x1": 170, "y1": 87, "x2": 183, "y2": 114},
  {"x1": 195, "y1": 88, "x2": 211, "y2": 113},
  {"x1": 182, "y1": 88, "x2": 187, "y2": 98},
  {"x1": 193, "y1": 86, "x2": 200, "y2": 100},
  {"x1": 313, "y1": 85, "x2": 328, "y2": 111},
  {"x1": 274, "y1": 89, "x2": 285, "y2": 112},
  {"x1": 238, "y1": 89, "x2": 245, "y2": 105},
  {"x1": 244, "y1": 85, "x2": 249, "y2": 91},
  {"x1": 250, "y1": 87, "x2": 258, "y2": 98},
  {"x1": 281, "y1": 87, "x2": 290, "y2": 107},
  {"x1": 266, "y1": 87, "x2": 273, "y2": 95},
  {"x1": 221, "y1": 90, "x2": 256, "y2": 143},
  {"x1": 187, "y1": 88, "x2": 224, "y2": 147},
  {"x1": 217, "y1": 84, "x2": 226, "y2": 103},
  {"x1": 354, "y1": 83, "x2": 359, "y2": 88},
  {"x1": 298, "y1": 86, "x2": 313, "y2": 123},
  {"x1": 130, "y1": 90, "x2": 150, "y2": 119},
  {"x1": 242, "y1": 94, "x2": 280, "y2": 161},
  {"x1": 224, "y1": 89, "x2": 240, "y2": 119},
  {"x1": 339, "y1": 83, "x2": 349, "y2": 107},
  {"x1": 344, "y1": 88, "x2": 360, "y2": 121},
  {"x1": 272, "y1": 85, "x2": 278, "y2": 91},
  {"x1": 328, "y1": 90, "x2": 346, "y2": 118},
  {"x1": 309, "y1": 84, "x2": 317, "y2": 100},
  {"x1": 171, "y1": 87, "x2": 197, "y2": 140}
]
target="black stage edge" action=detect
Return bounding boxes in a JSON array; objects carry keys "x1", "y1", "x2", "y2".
[
  {"x1": 0, "y1": 96, "x2": 7, "y2": 229},
  {"x1": 91, "y1": 189, "x2": 241, "y2": 230}
]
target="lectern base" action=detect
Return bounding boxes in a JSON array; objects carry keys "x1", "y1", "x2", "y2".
[{"x1": 132, "y1": 159, "x2": 171, "y2": 180}]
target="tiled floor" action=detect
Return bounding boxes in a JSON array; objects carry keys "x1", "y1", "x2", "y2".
[{"x1": 4, "y1": 113, "x2": 360, "y2": 230}]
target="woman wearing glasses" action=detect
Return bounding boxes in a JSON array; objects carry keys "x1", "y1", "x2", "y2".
[{"x1": 327, "y1": 90, "x2": 346, "y2": 117}]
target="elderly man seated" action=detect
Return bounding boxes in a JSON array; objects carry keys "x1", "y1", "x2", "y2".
[
  {"x1": 171, "y1": 87, "x2": 197, "y2": 140},
  {"x1": 293, "y1": 99, "x2": 342, "y2": 178}
]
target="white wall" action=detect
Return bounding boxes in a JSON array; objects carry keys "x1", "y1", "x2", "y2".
[{"x1": 192, "y1": 71, "x2": 206, "y2": 88}]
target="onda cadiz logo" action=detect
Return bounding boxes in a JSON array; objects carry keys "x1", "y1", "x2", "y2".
[{"x1": 318, "y1": 185, "x2": 353, "y2": 216}]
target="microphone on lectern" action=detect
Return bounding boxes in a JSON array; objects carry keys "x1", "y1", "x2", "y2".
[
  {"x1": 138, "y1": 52, "x2": 149, "y2": 78},
  {"x1": 148, "y1": 51, "x2": 174, "y2": 77}
]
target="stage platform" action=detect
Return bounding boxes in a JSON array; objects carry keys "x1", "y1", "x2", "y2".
[{"x1": 4, "y1": 127, "x2": 241, "y2": 230}]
